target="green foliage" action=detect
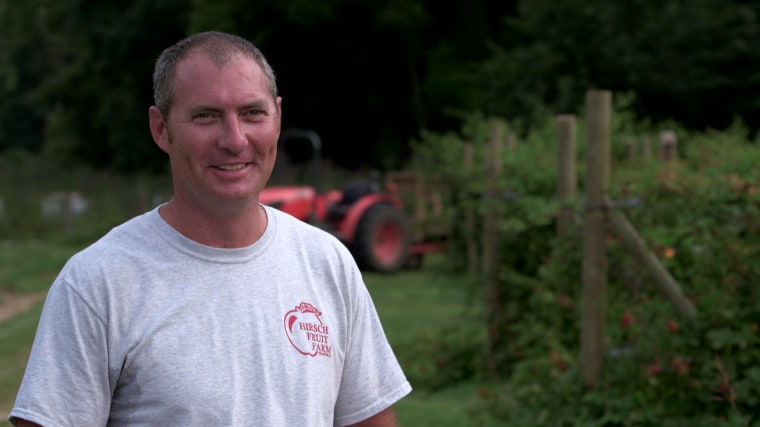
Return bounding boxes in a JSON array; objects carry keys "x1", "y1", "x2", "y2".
[
  {"x1": 4, "y1": 0, "x2": 760, "y2": 173},
  {"x1": 412, "y1": 110, "x2": 760, "y2": 425},
  {"x1": 482, "y1": 0, "x2": 760, "y2": 132},
  {"x1": 0, "y1": 0, "x2": 185, "y2": 172},
  {"x1": 399, "y1": 321, "x2": 487, "y2": 390}
]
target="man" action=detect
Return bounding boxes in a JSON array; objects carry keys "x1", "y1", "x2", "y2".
[{"x1": 10, "y1": 31, "x2": 411, "y2": 426}]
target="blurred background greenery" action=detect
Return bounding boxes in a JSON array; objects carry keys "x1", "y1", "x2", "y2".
[{"x1": 2, "y1": 0, "x2": 760, "y2": 173}]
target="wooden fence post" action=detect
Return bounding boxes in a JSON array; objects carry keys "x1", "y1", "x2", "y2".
[
  {"x1": 607, "y1": 203, "x2": 698, "y2": 319},
  {"x1": 659, "y1": 130, "x2": 678, "y2": 162},
  {"x1": 581, "y1": 89, "x2": 611, "y2": 386},
  {"x1": 556, "y1": 114, "x2": 577, "y2": 237},
  {"x1": 624, "y1": 137, "x2": 637, "y2": 161},
  {"x1": 483, "y1": 119, "x2": 505, "y2": 378},
  {"x1": 463, "y1": 142, "x2": 479, "y2": 276},
  {"x1": 641, "y1": 135, "x2": 653, "y2": 163}
]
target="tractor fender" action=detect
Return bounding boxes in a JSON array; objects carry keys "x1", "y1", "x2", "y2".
[{"x1": 336, "y1": 194, "x2": 403, "y2": 243}]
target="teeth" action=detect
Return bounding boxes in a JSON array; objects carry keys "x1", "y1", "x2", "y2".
[{"x1": 217, "y1": 163, "x2": 246, "y2": 171}]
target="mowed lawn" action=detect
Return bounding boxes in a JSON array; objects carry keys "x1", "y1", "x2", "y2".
[
  {"x1": 365, "y1": 262, "x2": 485, "y2": 427},
  {"x1": 0, "y1": 303, "x2": 44, "y2": 424},
  {"x1": 1, "y1": 243, "x2": 483, "y2": 426}
]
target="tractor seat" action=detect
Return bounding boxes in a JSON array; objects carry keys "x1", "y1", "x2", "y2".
[
  {"x1": 327, "y1": 180, "x2": 378, "y2": 220},
  {"x1": 339, "y1": 180, "x2": 378, "y2": 205}
]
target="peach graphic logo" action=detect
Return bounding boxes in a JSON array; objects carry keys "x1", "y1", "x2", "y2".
[{"x1": 284, "y1": 302, "x2": 332, "y2": 357}]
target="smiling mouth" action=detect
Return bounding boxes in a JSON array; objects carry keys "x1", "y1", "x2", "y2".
[{"x1": 214, "y1": 163, "x2": 248, "y2": 171}]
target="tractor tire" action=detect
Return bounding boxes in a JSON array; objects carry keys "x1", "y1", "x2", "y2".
[{"x1": 352, "y1": 203, "x2": 410, "y2": 273}]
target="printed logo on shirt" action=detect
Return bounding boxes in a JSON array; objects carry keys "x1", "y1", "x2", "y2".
[{"x1": 284, "y1": 302, "x2": 332, "y2": 358}]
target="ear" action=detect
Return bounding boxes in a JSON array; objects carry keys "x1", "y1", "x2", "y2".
[
  {"x1": 149, "y1": 106, "x2": 171, "y2": 154},
  {"x1": 275, "y1": 96, "x2": 283, "y2": 134}
]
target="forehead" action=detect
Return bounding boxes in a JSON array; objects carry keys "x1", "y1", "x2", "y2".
[{"x1": 171, "y1": 52, "x2": 273, "y2": 108}]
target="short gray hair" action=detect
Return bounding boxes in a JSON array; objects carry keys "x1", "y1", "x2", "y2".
[{"x1": 153, "y1": 31, "x2": 278, "y2": 117}]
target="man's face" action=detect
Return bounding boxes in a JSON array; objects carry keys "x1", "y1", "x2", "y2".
[{"x1": 149, "y1": 52, "x2": 282, "y2": 214}]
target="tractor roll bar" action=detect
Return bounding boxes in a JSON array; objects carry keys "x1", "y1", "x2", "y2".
[{"x1": 278, "y1": 129, "x2": 323, "y2": 223}]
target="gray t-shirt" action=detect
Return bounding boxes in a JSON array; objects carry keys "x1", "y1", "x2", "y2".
[{"x1": 10, "y1": 205, "x2": 411, "y2": 426}]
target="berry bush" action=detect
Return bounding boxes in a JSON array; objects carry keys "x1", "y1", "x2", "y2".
[{"x1": 410, "y1": 112, "x2": 760, "y2": 426}]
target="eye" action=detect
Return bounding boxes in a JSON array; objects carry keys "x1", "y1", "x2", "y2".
[
  {"x1": 192, "y1": 111, "x2": 217, "y2": 124},
  {"x1": 245, "y1": 109, "x2": 264, "y2": 117},
  {"x1": 241, "y1": 109, "x2": 267, "y2": 122}
]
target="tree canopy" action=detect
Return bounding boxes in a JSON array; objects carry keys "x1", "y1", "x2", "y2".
[{"x1": 1, "y1": 0, "x2": 759, "y2": 173}]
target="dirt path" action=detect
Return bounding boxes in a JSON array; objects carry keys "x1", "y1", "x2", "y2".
[{"x1": 0, "y1": 291, "x2": 47, "y2": 323}]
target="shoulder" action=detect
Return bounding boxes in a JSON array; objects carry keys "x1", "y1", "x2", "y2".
[
  {"x1": 69, "y1": 210, "x2": 158, "y2": 264},
  {"x1": 55, "y1": 209, "x2": 163, "y2": 294},
  {"x1": 263, "y1": 204, "x2": 361, "y2": 277},
  {"x1": 264, "y1": 205, "x2": 348, "y2": 250}
]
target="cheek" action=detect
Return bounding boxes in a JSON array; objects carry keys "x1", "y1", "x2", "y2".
[
  {"x1": 268, "y1": 141, "x2": 278, "y2": 157},
  {"x1": 260, "y1": 141, "x2": 278, "y2": 176},
  {"x1": 171, "y1": 130, "x2": 209, "y2": 161},
  {"x1": 254, "y1": 136, "x2": 278, "y2": 159}
]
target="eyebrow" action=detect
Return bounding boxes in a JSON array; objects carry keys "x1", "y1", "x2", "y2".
[
  {"x1": 239, "y1": 99, "x2": 271, "y2": 111},
  {"x1": 188, "y1": 100, "x2": 271, "y2": 116},
  {"x1": 188, "y1": 105, "x2": 223, "y2": 116}
]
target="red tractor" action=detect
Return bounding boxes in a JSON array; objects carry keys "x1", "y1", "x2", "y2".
[{"x1": 259, "y1": 129, "x2": 438, "y2": 273}]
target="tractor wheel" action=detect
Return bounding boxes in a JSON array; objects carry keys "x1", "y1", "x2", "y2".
[{"x1": 352, "y1": 204, "x2": 410, "y2": 273}]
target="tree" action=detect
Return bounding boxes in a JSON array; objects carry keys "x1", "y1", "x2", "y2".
[
  {"x1": 478, "y1": 0, "x2": 760, "y2": 133},
  {"x1": 0, "y1": 0, "x2": 188, "y2": 172},
  {"x1": 0, "y1": 0, "x2": 67, "y2": 153},
  {"x1": 4, "y1": 0, "x2": 759, "y2": 174}
]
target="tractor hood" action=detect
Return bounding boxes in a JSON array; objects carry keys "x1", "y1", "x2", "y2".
[{"x1": 259, "y1": 186, "x2": 317, "y2": 220}]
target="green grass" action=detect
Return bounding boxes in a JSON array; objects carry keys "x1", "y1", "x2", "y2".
[
  {"x1": 0, "y1": 240, "x2": 84, "y2": 294},
  {"x1": 0, "y1": 248, "x2": 487, "y2": 425},
  {"x1": 393, "y1": 381, "x2": 484, "y2": 426},
  {"x1": 365, "y1": 264, "x2": 480, "y2": 346},
  {"x1": 365, "y1": 257, "x2": 487, "y2": 426},
  {"x1": 0, "y1": 240, "x2": 85, "y2": 424},
  {"x1": 0, "y1": 302, "x2": 43, "y2": 425}
]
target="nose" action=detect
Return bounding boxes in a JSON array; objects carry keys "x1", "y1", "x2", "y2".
[{"x1": 218, "y1": 115, "x2": 248, "y2": 152}]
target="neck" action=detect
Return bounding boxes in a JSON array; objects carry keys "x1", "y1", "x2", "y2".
[{"x1": 159, "y1": 199, "x2": 267, "y2": 248}]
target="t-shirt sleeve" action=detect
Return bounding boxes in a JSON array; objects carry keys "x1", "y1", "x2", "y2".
[
  {"x1": 10, "y1": 278, "x2": 112, "y2": 427},
  {"x1": 333, "y1": 274, "x2": 412, "y2": 426}
]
